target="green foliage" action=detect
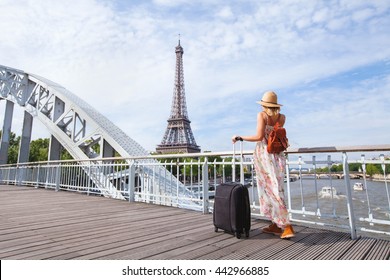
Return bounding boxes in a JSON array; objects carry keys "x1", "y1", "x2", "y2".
[
  {"x1": 60, "y1": 149, "x2": 73, "y2": 160},
  {"x1": 330, "y1": 164, "x2": 343, "y2": 172},
  {"x1": 0, "y1": 130, "x2": 74, "y2": 163},
  {"x1": 366, "y1": 164, "x2": 380, "y2": 177},
  {"x1": 349, "y1": 163, "x2": 362, "y2": 172},
  {"x1": 315, "y1": 161, "x2": 389, "y2": 176},
  {"x1": 0, "y1": 131, "x2": 21, "y2": 164},
  {"x1": 154, "y1": 154, "x2": 249, "y2": 183},
  {"x1": 9, "y1": 133, "x2": 21, "y2": 164},
  {"x1": 29, "y1": 138, "x2": 49, "y2": 162}
]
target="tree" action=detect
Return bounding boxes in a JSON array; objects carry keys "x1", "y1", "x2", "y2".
[
  {"x1": 28, "y1": 137, "x2": 74, "y2": 162},
  {"x1": 181, "y1": 158, "x2": 200, "y2": 182},
  {"x1": 29, "y1": 138, "x2": 49, "y2": 162},
  {"x1": 0, "y1": 131, "x2": 21, "y2": 164},
  {"x1": 366, "y1": 164, "x2": 380, "y2": 177},
  {"x1": 61, "y1": 149, "x2": 73, "y2": 160},
  {"x1": 385, "y1": 158, "x2": 390, "y2": 174},
  {"x1": 1, "y1": 130, "x2": 75, "y2": 163},
  {"x1": 330, "y1": 164, "x2": 343, "y2": 172},
  {"x1": 349, "y1": 163, "x2": 362, "y2": 172}
]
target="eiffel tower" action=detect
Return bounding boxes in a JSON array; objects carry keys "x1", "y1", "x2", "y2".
[{"x1": 156, "y1": 39, "x2": 201, "y2": 154}]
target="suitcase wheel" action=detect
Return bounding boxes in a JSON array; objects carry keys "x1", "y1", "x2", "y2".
[
  {"x1": 236, "y1": 232, "x2": 241, "y2": 239},
  {"x1": 245, "y1": 230, "x2": 250, "y2": 238},
  {"x1": 214, "y1": 226, "x2": 218, "y2": 233}
]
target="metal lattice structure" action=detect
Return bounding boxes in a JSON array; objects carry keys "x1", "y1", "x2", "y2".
[
  {"x1": 0, "y1": 64, "x2": 193, "y2": 201},
  {"x1": 0, "y1": 65, "x2": 147, "y2": 161},
  {"x1": 156, "y1": 40, "x2": 201, "y2": 154}
]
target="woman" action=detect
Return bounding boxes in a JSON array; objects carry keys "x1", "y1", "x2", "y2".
[{"x1": 232, "y1": 91, "x2": 295, "y2": 239}]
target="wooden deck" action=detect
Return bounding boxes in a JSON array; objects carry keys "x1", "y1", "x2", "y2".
[{"x1": 0, "y1": 184, "x2": 389, "y2": 260}]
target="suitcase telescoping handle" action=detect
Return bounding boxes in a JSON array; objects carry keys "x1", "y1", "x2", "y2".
[{"x1": 232, "y1": 141, "x2": 245, "y2": 185}]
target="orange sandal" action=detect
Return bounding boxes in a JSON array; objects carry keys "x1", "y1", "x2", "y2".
[{"x1": 280, "y1": 225, "x2": 295, "y2": 239}]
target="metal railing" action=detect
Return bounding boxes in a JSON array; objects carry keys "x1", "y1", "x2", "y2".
[{"x1": 0, "y1": 144, "x2": 389, "y2": 240}]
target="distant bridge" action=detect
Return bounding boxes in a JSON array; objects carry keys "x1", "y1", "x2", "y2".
[{"x1": 296, "y1": 173, "x2": 365, "y2": 180}]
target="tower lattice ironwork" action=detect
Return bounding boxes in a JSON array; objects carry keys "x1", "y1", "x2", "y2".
[{"x1": 156, "y1": 40, "x2": 200, "y2": 154}]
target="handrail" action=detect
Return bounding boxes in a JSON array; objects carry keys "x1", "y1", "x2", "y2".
[
  {"x1": 287, "y1": 144, "x2": 390, "y2": 154},
  {"x1": 1, "y1": 144, "x2": 390, "y2": 167}
]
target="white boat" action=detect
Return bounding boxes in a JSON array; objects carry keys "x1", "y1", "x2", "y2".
[
  {"x1": 353, "y1": 182, "x2": 365, "y2": 191},
  {"x1": 319, "y1": 186, "x2": 338, "y2": 197}
]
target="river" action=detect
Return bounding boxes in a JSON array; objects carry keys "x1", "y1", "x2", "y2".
[{"x1": 246, "y1": 178, "x2": 390, "y2": 240}]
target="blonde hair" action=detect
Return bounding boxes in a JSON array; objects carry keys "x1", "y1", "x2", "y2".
[{"x1": 262, "y1": 106, "x2": 280, "y2": 117}]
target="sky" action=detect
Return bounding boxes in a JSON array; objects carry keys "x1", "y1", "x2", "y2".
[{"x1": 0, "y1": 0, "x2": 389, "y2": 155}]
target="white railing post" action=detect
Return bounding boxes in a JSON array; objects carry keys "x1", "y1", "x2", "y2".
[
  {"x1": 342, "y1": 152, "x2": 357, "y2": 239},
  {"x1": 16, "y1": 164, "x2": 22, "y2": 186},
  {"x1": 298, "y1": 156, "x2": 305, "y2": 213},
  {"x1": 87, "y1": 162, "x2": 91, "y2": 196},
  {"x1": 360, "y1": 154, "x2": 372, "y2": 218},
  {"x1": 202, "y1": 157, "x2": 209, "y2": 214},
  {"x1": 313, "y1": 155, "x2": 320, "y2": 216},
  {"x1": 328, "y1": 155, "x2": 336, "y2": 216},
  {"x1": 380, "y1": 154, "x2": 390, "y2": 210},
  {"x1": 14, "y1": 165, "x2": 18, "y2": 185},
  {"x1": 55, "y1": 163, "x2": 61, "y2": 192},
  {"x1": 128, "y1": 162, "x2": 135, "y2": 202},
  {"x1": 286, "y1": 157, "x2": 292, "y2": 214},
  {"x1": 35, "y1": 165, "x2": 40, "y2": 188},
  {"x1": 8, "y1": 167, "x2": 11, "y2": 185}
]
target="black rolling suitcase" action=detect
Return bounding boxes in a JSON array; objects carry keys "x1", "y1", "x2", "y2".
[
  {"x1": 213, "y1": 143, "x2": 251, "y2": 239},
  {"x1": 213, "y1": 182, "x2": 251, "y2": 238}
]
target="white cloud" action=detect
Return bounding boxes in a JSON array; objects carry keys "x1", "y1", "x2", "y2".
[
  {"x1": 216, "y1": 6, "x2": 234, "y2": 20},
  {"x1": 312, "y1": 8, "x2": 330, "y2": 24},
  {"x1": 352, "y1": 8, "x2": 376, "y2": 21},
  {"x1": 152, "y1": 0, "x2": 191, "y2": 7}
]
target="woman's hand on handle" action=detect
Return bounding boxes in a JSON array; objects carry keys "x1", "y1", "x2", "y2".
[{"x1": 232, "y1": 135, "x2": 243, "y2": 143}]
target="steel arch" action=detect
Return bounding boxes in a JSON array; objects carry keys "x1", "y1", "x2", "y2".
[
  {"x1": 0, "y1": 64, "x2": 192, "y2": 202},
  {"x1": 0, "y1": 65, "x2": 147, "y2": 160}
]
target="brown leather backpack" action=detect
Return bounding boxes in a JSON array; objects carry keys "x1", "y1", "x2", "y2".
[{"x1": 267, "y1": 114, "x2": 289, "y2": 154}]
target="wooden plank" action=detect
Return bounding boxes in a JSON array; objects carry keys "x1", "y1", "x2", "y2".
[
  {"x1": 0, "y1": 208, "x2": 191, "y2": 240},
  {"x1": 217, "y1": 225, "x2": 306, "y2": 260},
  {"x1": 244, "y1": 227, "x2": 318, "y2": 260},
  {"x1": 270, "y1": 229, "x2": 332, "y2": 260},
  {"x1": 315, "y1": 235, "x2": 358, "y2": 260},
  {"x1": 16, "y1": 212, "x2": 211, "y2": 260},
  {"x1": 70, "y1": 220, "x2": 214, "y2": 260},
  {"x1": 364, "y1": 239, "x2": 390, "y2": 260},
  {"x1": 142, "y1": 220, "x2": 267, "y2": 260},
  {"x1": 0, "y1": 213, "x2": 200, "y2": 259},
  {"x1": 340, "y1": 237, "x2": 378, "y2": 260},
  {"x1": 294, "y1": 231, "x2": 349, "y2": 260}
]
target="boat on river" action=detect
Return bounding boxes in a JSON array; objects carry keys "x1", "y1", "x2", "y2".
[
  {"x1": 319, "y1": 186, "x2": 339, "y2": 197},
  {"x1": 353, "y1": 182, "x2": 365, "y2": 191}
]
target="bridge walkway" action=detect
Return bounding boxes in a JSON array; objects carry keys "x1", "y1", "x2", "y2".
[{"x1": 0, "y1": 185, "x2": 389, "y2": 260}]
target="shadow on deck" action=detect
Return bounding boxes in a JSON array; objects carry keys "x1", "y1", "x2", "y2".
[{"x1": 0, "y1": 185, "x2": 389, "y2": 260}]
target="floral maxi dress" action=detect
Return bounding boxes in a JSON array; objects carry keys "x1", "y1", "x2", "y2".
[{"x1": 253, "y1": 123, "x2": 290, "y2": 228}]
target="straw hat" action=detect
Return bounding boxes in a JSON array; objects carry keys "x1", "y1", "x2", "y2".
[{"x1": 256, "y1": 91, "x2": 282, "y2": 107}]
